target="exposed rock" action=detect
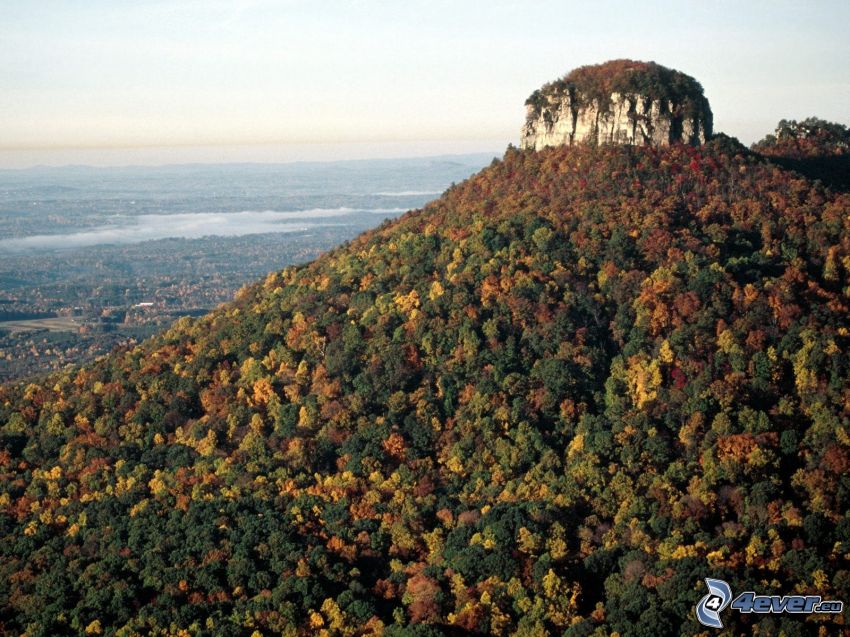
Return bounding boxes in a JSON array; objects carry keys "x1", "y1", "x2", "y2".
[{"x1": 521, "y1": 60, "x2": 712, "y2": 150}]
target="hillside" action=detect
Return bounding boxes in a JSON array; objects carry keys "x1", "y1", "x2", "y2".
[
  {"x1": 753, "y1": 118, "x2": 850, "y2": 192},
  {"x1": 2, "y1": 139, "x2": 850, "y2": 636}
]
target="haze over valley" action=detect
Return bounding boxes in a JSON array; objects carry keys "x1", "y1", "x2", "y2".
[{"x1": 0, "y1": 155, "x2": 493, "y2": 379}]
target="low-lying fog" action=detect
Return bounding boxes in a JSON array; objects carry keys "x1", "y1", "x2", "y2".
[{"x1": 0, "y1": 207, "x2": 405, "y2": 252}]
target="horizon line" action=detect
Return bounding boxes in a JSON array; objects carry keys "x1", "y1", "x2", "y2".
[{"x1": 0, "y1": 138, "x2": 509, "y2": 170}]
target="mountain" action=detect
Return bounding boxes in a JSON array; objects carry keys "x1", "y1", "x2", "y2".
[{"x1": 2, "y1": 117, "x2": 850, "y2": 634}]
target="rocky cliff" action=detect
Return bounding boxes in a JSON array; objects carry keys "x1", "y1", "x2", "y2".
[{"x1": 521, "y1": 59, "x2": 713, "y2": 150}]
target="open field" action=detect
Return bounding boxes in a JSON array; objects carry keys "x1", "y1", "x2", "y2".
[{"x1": 0, "y1": 317, "x2": 81, "y2": 333}]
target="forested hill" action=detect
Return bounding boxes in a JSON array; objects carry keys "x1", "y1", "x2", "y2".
[
  {"x1": 2, "y1": 137, "x2": 850, "y2": 636},
  {"x1": 752, "y1": 117, "x2": 850, "y2": 191}
]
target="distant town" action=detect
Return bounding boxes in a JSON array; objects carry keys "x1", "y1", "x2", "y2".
[
  {"x1": 0, "y1": 226, "x2": 366, "y2": 380},
  {"x1": 0, "y1": 155, "x2": 495, "y2": 380}
]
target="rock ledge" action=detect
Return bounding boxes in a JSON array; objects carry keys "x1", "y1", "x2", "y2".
[{"x1": 521, "y1": 60, "x2": 713, "y2": 149}]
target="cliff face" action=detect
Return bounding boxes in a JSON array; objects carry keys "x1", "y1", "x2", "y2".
[{"x1": 521, "y1": 60, "x2": 713, "y2": 150}]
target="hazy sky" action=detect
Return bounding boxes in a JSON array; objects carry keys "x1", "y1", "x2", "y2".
[{"x1": 1, "y1": 0, "x2": 848, "y2": 167}]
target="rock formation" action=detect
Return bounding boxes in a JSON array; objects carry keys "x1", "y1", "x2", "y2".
[{"x1": 521, "y1": 60, "x2": 713, "y2": 150}]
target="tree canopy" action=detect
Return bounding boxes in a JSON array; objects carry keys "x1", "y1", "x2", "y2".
[{"x1": 2, "y1": 134, "x2": 850, "y2": 635}]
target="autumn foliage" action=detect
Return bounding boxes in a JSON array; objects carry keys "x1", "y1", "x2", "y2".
[{"x1": 2, "y1": 129, "x2": 850, "y2": 635}]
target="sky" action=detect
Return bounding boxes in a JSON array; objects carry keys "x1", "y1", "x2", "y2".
[{"x1": 1, "y1": 0, "x2": 848, "y2": 167}]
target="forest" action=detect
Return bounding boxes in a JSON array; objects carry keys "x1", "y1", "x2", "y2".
[{"x1": 1, "y1": 120, "x2": 850, "y2": 635}]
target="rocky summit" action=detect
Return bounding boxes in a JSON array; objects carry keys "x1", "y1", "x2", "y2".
[{"x1": 521, "y1": 59, "x2": 713, "y2": 150}]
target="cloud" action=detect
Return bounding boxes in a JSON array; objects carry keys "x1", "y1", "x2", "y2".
[{"x1": 0, "y1": 207, "x2": 405, "y2": 252}]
